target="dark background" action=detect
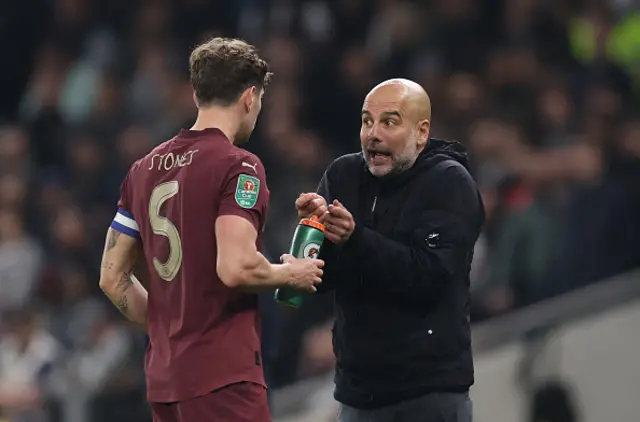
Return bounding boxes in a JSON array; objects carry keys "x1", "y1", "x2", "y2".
[{"x1": 0, "y1": 0, "x2": 638, "y2": 421}]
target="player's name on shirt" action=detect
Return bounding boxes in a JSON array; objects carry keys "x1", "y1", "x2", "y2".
[{"x1": 149, "y1": 149, "x2": 200, "y2": 171}]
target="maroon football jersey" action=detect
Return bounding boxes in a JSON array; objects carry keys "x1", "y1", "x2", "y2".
[{"x1": 115, "y1": 128, "x2": 270, "y2": 403}]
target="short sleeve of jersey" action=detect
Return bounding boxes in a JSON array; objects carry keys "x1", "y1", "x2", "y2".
[
  {"x1": 110, "y1": 169, "x2": 140, "y2": 239},
  {"x1": 218, "y1": 154, "x2": 270, "y2": 233}
]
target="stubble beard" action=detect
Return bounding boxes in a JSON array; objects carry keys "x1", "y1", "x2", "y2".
[{"x1": 366, "y1": 135, "x2": 419, "y2": 178}]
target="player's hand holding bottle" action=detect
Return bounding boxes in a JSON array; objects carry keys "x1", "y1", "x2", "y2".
[{"x1": 280, "y1": 253, "x2": 324, "y2": 292}]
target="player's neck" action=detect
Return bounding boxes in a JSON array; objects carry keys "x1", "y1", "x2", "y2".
[{"x1": 191, "y1": 108, "x2": 239, "y2": 144}]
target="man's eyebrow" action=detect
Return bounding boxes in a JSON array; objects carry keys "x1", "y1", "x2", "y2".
[
  {"x1": 380, "y1": 110, "x2": 402, "y2": 119},
  {"x1": 361, "y1": 110, "x2": 402, "y2": 118}
]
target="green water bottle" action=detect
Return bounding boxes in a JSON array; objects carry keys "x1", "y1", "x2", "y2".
[{"x1": 275, "y1": 215, "x2": 325, "y2": 308}]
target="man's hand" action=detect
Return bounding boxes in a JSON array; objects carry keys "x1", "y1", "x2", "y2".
[
  {"x1": 295, "y1": 193, "x2": 328, "y2": 219},
  {"x1": 320, "y1": 200, "x2": 355, "y2": 244},
  {"x1": 280, "y1": 253, "x2": 324, "y2": 292}
]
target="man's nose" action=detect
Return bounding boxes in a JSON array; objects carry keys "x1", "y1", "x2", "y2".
[{"x1": 367, "y1": 122, "x2": 380, "y2": 140}]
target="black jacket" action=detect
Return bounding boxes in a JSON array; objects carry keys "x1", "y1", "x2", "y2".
[{"x1": 317, "y1": 139, "x2": 484, "y2": 409}]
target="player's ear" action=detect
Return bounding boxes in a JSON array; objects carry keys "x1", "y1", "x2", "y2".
[
  {"x1": 192, "y1": 92, "x2": 199, "y2": 107},
  {"x1": 241, "y1": 86, "x2": 257, "y2": 113},
  {"x1": 416, "y1": 119, "x2": 430, "y2": 148}
]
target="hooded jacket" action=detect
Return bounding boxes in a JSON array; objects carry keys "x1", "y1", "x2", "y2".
[{"x1": 316, "y1": 139, "x2": 484, "y2": 409}]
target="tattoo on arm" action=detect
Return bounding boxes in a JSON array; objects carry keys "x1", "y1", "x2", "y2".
[
  {"x1": 100, "y1": 227, "x2": 146, "y2": 326},
  {"x1": 114, "y1": 271, "x2": 134, "y2": 314},
  {"x1": 116, "y1": 293, "x2": 129, "y2": 314},
  {"x1": 106, "y1": 230, "x2": 122, "y2": 251}
]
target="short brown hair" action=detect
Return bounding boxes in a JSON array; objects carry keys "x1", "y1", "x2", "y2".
[{"x1": 189, "y1": 37, "x2": 272, "y2": 107}]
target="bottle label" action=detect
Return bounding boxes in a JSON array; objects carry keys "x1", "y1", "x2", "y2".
[{"x1": 302, "y1": 242, "x2": 322, "y2": 259}]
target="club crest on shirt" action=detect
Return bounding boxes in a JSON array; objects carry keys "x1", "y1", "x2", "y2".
[{"x1": 235, "y1": 174, "x2": 260, "y2": 208}]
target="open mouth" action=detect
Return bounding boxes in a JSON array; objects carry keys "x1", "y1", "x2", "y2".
[
  {"x1": 368, "y1": 150, "x2": 392, "y2": 159},
  {"x1": 367, "y1": 150, "x2": 392, "y2": 166}
]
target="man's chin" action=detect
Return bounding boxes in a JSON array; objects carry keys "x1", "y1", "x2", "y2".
[{"x1": 367, "y1": 163, "x2": 392, "y2": 178}]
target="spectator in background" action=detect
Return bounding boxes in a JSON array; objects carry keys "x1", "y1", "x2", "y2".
[
  {"x1": 0, "y1": 126, "x2": 32, "y2": 178},
  {"x1": 547, "y1": 118, "x2": 640, "y2": 297},
  {"x1": 0, "y1": 210, "x2": 43, "y2": 312},
  {"x1": 51, "y1": 305, "x2": 135, "y2": 422},
  {"x1": 0, "y1": 309, "x2": 59, "y2": 422},
  {"x1": 0, "y1": 174, "x2": 30, "y2": 212}
]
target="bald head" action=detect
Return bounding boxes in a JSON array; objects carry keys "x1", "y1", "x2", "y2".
[
  {"x1": 365, "y1": 78, "x2": 431, "y2": 122},
  {"x1": 360, "y1": 79, "x2": 432, "y2": 178}
]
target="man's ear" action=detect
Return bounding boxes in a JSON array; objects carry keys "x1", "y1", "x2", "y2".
[
  {"x1": 192, "y1": 92, "x2": 199, "y2": 107},
  {"x1": 241, "y1": 86, "x2": 257, "y2": 112},
  {"x1": 416, "y1": 119, "x2": 430, "y2": 148}
]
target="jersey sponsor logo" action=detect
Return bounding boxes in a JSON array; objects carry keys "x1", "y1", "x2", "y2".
[
  {"x1": 302, "y1": 242, "x2": 321, "y2": 259},
  {"x1": 235, "y1": 174, "x2": 260, "y2": 209}
]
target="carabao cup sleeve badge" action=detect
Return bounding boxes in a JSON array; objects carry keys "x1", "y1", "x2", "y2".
[{"x1": 235, "y1": 174, "x2": 261, "y2": 209}]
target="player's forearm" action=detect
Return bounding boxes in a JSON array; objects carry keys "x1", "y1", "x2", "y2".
[
  {"x1": 240, "y1": 262, "x2": 294, "y2": 293},
  {"x1": 100, "y1": 272, "x2": 148, "y2": 330},
  {"x1": 220, "y1": 252, "x2": 293, "y2": 292}
]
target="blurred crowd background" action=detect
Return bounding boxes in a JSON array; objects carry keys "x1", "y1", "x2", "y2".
[{"x1": 0, "y1": 0, "x2": 639, "y2": 421}]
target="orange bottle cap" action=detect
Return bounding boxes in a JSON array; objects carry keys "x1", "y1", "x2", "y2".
[{"x1": 300, "y1": 215, "x2": 325, "y2": 232}]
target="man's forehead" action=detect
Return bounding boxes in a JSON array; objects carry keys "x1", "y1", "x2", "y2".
[
  {"x1": 363, "y1": 84, "x2": 408, "y2": 111},
  {"x1": 362, "y1": 99, "x2": 405, "y2": 116},
  {"x1": 362, "y1": 101, "x2": 402, "y2": 111},
  {"x1": 366, "y1": 84, "x2": 406, "y2": 102}
]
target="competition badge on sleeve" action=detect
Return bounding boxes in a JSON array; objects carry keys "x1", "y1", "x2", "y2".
[{"x1": 235, "y1": 174, "x2": 260, "y2": 209}]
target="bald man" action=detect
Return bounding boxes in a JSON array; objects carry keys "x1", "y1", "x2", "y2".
[{"x1": 295, "y1": 79, "x2": 484, "y2": 421}]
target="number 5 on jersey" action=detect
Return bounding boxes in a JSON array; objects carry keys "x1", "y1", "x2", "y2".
[{"x1": 149, "y1": 181, "x2": 183, "y2": 282}]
